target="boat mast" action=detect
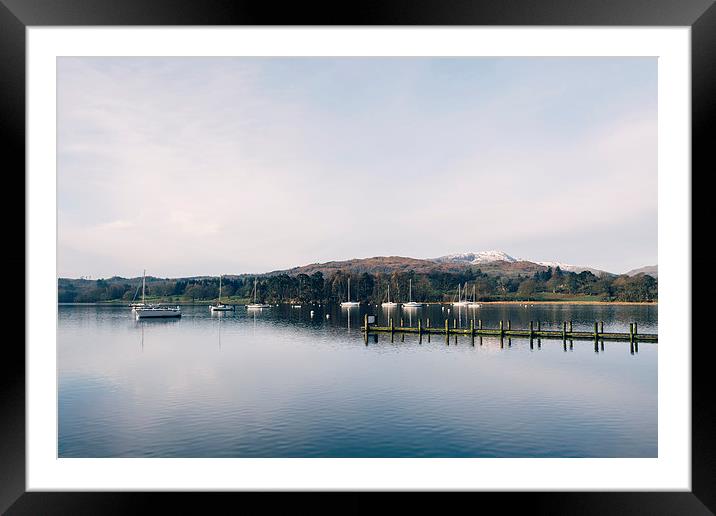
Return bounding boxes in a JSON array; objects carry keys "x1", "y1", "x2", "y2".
[
  {"x1": 409, "y1": 279, "x2": 412, "y2": 302},
  {"x1": 254, "y1": 278, "x2": 258, "y2": 303},
  {"x1": 347, "y1": 277, "x2": 351, "y2": 302},
  {"x1": 218, "y1": 275, "x2": 222, "y2": 305},
  {"x1": 142, "y1": 269, "x2": 146, "y2": 304}
]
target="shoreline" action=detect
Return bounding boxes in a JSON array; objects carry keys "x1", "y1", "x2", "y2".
[
  {"x1": 452, "y1": 300, "x2": 657, "y2": 306},
  {"x1": 58, "y1": 300, "x2": 657, "y2": 307}
]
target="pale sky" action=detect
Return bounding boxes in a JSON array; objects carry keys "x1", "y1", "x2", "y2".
[{"x1": 57, "y1": 57, "x2": 657, "y2": 278}]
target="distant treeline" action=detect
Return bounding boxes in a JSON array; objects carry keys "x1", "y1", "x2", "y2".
[{"x1": 58, "y1": 266, "x2": 657, "y2": 304}]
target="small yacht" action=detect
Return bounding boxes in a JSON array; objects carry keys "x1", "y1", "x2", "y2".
[
  {"x1": 135, "y1": 305, "x2": 182, "y2": 319},
  {"x1": 209, "y1": 275, "x2": 235, "y2": 312},
  {"x1": 403, "y1": 279, "x2": 424, "y2": 308},
  {"x1": 381, "y1": 284, "x2": 399, "y2": 308},
  {"x1": 246, "y1": 277, "x2": 271, "y2": 309},
  {"x1": 452, "y1": 283, "x2": 469, "y2": 306},
  {"x1": 340, "y1": 277, "x2": 360, "y2": 308},
  {"x1": 468, "y1": 284, "x2": 482, "y2": 308},
  {"x1": 134, "y1": 271, "x2": 181, "y2": 319}
]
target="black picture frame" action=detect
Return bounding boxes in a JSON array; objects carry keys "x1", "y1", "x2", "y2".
[{"x1": 3, "y1": 0, "x2": 712, "y2": 513}]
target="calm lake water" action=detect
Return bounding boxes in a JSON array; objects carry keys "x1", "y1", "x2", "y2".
[{"x1": 58, "y1": 303, "x2": 657, "y2": 457}]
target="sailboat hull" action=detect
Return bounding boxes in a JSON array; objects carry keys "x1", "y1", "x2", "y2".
[
  {"x1": 340, "y1": 302, "x2": 360, "y2": 308},
  {"x1": 135, "y1": 307, "x2": 182, "y2": 319},
  {"x1": 210, "y1": 305, "x2": 235, "y2": 311}
]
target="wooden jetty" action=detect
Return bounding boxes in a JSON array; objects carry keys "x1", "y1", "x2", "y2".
[{"x1": 361, "y1": 315, "x2": 657, "y2": 343}]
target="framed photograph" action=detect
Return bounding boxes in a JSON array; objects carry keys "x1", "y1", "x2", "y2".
[{"x1": 4, "y1": 0, "x2": 713, "y2": 512}]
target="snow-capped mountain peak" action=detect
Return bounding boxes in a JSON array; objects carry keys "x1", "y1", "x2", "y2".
[
  {"x1": 432, "y1": 251, "x2": 612, "y2": 276},
  {"x1": 535, "y1": 260, "x2": 575, "y2": 270},
  {"x1": 433, "y1": 250, "x2": 517, "y2": 265}
]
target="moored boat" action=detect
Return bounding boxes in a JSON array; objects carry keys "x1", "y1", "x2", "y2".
[
  {"x1": 453, "y1": 283, "x2": 469, "y2": 306},
  {"x1": 133, "y1": 269, "x2": 181, "y2": 319},
  {"x1": 468, "y1": 284, "x2": 481, "y2": 308},
  {"x1": 210, "y1": 275, "x2": 235, "y2": 312},
  {"x1": 381, "y1": 284, "x2": 399, "y2": 308},
  {"x1": 340, "y1": 277, "x2": 360, "y2": 308},
  {"x1": 403, "y1": 279, "x2": 424, "y2": 308},
  {"x1": 135, "y1": 305, "x2": 182, "y2": 319},
  {"x1": 246, "y1": 277, "x2": 271, "y2": 309}
]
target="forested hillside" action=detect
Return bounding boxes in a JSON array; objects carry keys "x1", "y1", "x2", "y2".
[{"x1": 58, "y1": 266, "x2": 657, "y2": 304}]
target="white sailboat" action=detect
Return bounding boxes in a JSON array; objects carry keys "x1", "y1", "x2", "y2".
[
  {"x1": 209, "y1": 275, "x2": 235, "y2": 311},
  {"x1": 403, "y1": 279, "x2": 423, "y2": 308},
  {"x1": 340, "y1": 277, "x2": 360, "y2": 308},
  {"x1": 453, "y1": 282, "x2": 469, "y2": 306},
  {"x1": 468, "y1": 284, "x2": 482, "y2": 308},
  {"x1": 134, "y1": 271, "x2": 181, "y2": 319},
  {"x1": 246, "y1": 278, "x2": 271, "y2": 309},
  {"x1": 381, "y1": 283, "x2": 399, "y2": 308}
]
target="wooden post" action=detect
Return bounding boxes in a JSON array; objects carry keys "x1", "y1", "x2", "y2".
[
  {"x1": 529, "y1": 320, "x2": 534, "y2": 338},
  {"x1": 594, "y1": 321, "x2": 598, "y2": 339},
  {"x1": 507, "y1": 320, "x2": 511, "y2": 331},
  {"x1": 390, "y1": 317, "x2": 394, "y2": 333},
  {"x1": 563, "y1": 321, "x2": 567, "y2": 340},
  {"x1": 634, "y1": 322, "x2": 638, "y2": 335},
  {"x1": 629, "y1": 323, "x2": 634, "y2": 343},
  {"x1": 479, "y1": 319, "x2": 483, "y2": 330},
  {"x1": 569, "y1": 320, "x2": 573, "y2": 332},
  {"x1": 499, "y1": 320, "x2": 504, "y2": 336},
  {"x1": 400, "y1": 318, "x2": 403, "y2": 328},
  {"x1": 537, "y1": 321, "x2": 541, "y2": 332},
  {"x1": 364, "y1": 314, "x2": 368, "y2": 332},
  {"x1": 600, "y1": 321, "x2": 604, "y2": 333},
  {"x1": 453, "y1": 318, "x2": 457, "y2": 329},
  {"x1": 418, "y1": 319, "x2": 422, "y2": 334},
  {"x1": 470, "y1": 319, "x2": 474, "y2": 336},
  {"x1": 426, "y1": 318, "x2": 430, "y2": 329},
  {"x1": 445, "y1": 318, "x2": 449, "y2": 335}
]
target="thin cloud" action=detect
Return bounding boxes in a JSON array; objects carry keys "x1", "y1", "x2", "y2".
[{"x1": 57, "y1": 57, "x2": 657, "y2": 277}]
